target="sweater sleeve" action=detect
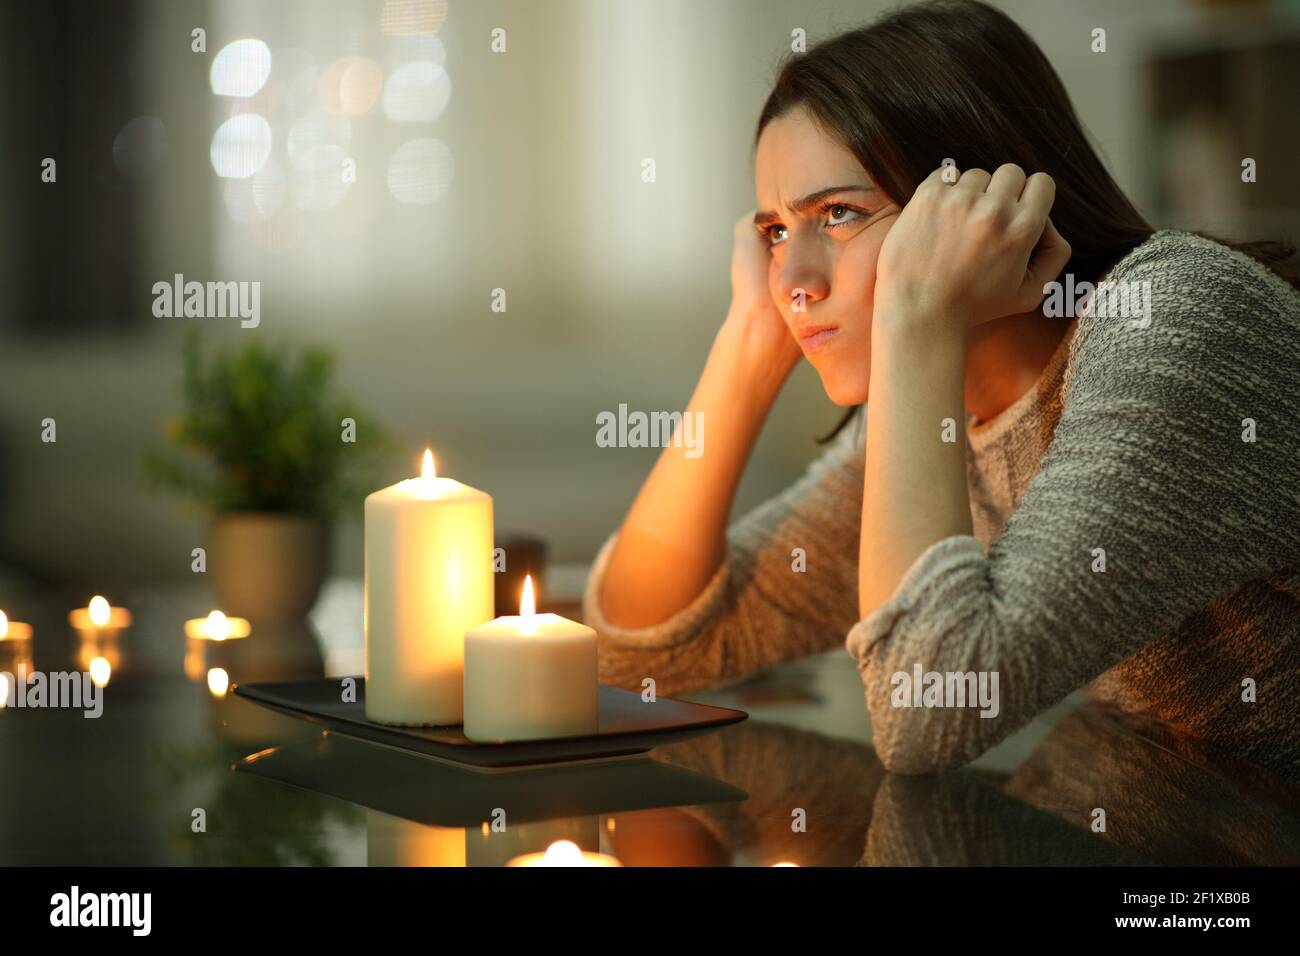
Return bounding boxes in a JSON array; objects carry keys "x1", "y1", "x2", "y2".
[
  {"x1": 846, "y1": 233, "x2": 1300, "y2": 774},
  {"x1": 584, "y1": 413, "x2": 866, "y2": 696}
]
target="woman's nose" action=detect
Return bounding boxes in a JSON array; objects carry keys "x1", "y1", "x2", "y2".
[{"x1": 775, "y1": 246, "x2": 830, "y2": 313}]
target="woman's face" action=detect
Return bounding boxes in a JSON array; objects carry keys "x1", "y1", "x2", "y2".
[{"x1": 754, "y1": 106, "x2": 901, "y2": 405}]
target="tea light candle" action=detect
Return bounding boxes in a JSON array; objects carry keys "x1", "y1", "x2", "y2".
[
  {"x1": 365, "y1": 449, "x2": 494, "y2": 726},
  {"x1": 185, "y1": 610, "x2": 250, "y2": 640},
  {"x1": 463, "y1": 576, "x2": 598, "y2": 742},
  {"x1": 69, "y1": 595, "x2": 132, "y2": 633},
  {"x1": 0, "y1": 610, "x2": 32, "y2": 642},
  {"x1": 506, "y1": 840, "x2": 622, "y2": 867}
]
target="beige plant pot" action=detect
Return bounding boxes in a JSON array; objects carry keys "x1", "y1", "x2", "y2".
[{"x1": 209, "y1": 513, "x2": 329, "y2": 623}]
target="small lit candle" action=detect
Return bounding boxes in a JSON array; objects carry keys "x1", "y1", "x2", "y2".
[
  {"x1": 69, "y1": 595, "x2": 132, "y2": 633},
  {"x1": 185, "y1": 610, "x2": 250, "y2": 641},
  {"x1": 0, "y1": 610, "x2": 33, "y2": 643},
  {"x1": 506, "y1": 840, "x2": 621, "y2": 867},
  {"x1": 463, "y1": 575, "x2": 598, "y2": 742}
]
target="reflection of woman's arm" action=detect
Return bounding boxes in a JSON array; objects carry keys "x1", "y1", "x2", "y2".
[{"x1": 862, "y1": 771, "x2": 1141, "y2": 866}]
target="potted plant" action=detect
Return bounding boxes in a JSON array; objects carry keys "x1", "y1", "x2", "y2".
[{"x1": 143, "y1": 332, "x2": 393, "y2": 622}]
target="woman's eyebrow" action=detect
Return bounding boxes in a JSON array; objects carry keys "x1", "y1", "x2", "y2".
[{"x1": 753, "y1": 184, "x2": 877, "y2": 226}]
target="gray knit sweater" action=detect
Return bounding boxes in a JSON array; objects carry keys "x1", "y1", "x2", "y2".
[{"x1": 584, "y1": 230, "x2": 1300, "y2": 779}]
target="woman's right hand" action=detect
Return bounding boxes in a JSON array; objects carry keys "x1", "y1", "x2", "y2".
[{"x1": 723, "y1": 210, "x2": 803, "y2": 382}]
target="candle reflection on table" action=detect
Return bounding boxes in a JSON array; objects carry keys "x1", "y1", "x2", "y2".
[
  {"x1": 364, "y1": 811, "x2": 615, "y2": 867},
  {"x1": 0, "y1": 637, "x2": 34, "y2": 711},
  {"x1": 366, "y1": 811, "x2": 467, "y2": 867},
  {"x1": 77, "y1": 637, "x2": 121, "y2": 687},
  {"x1": 207, "y1": 667, "x2": 231, "y2": 698},
  {"x1": 506, "y1": 839, "x2": 622, "y2": 867},
  {"x1": 87, "y1": 656, "x2": 113, "y2": 688}
]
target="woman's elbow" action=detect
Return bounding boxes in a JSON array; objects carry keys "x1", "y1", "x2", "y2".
[{"x1": 868, "y1": 701, "x2": 988, "y2": 774}]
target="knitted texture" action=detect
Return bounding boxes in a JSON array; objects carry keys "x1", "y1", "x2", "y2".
[{"x1": 584, "y1": 231, "x2": 1300, "y2": 779}]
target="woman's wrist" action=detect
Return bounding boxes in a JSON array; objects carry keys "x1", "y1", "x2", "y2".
[
  {"x1": 872, "y1": 300, "x2": 969, "y2": 352},
  {"x1": 716, "y1": 304, "x2": 799, "y2": 400}
]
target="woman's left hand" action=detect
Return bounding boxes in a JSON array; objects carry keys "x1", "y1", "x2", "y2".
[{"x1": 873, "y1": 163, "x2": 1072, "y2": 332}]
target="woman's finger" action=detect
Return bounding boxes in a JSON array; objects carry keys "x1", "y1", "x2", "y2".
[
  {"x1": 1022, "y1": 216, "x2": 1072, "y2": 306},
  {"x1": 956, "y1": 167, "x2": 991, "y2": 193},
  {"x1": 1017, "y1": 171, "x2": 1056, "y2": 222},
  {"x1": 917, "y1": 164, "x2": 956, "y2": 193},
  {"x1": 986, "y1": 163, "x2": 1028, "y2": 204}
]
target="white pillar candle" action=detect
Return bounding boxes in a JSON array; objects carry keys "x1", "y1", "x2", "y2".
[
  {"x1": 365, "y1": 450, "x2": 494, "y2": 726},
  {"x1": 463, "y1": 576, "x2": 598, "y2": 742}
]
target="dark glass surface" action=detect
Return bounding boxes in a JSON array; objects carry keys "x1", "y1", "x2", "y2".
[{"x1": 3, "y1": 579, "x2": 1299, "y2": 866}]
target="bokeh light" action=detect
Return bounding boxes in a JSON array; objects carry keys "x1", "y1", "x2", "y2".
[
  {"x1": 278, "y1": 47, "x2": 322, "y2": 112},
  {"x1": 320, "y1": 55, "x2": 384, "y2": 116},
  {"x1": 389, "y1": 33, "x2": 446, "y2": 69},
  {"x1": 222, "y1": 178, "x2": 260, "y2": 224},
  {"x1": 252, "y1": 158, "x2": 289, "y2": 218},
  {"x1": 210, "y1": 38, "x2": 273, "y2": 97},
  {"x1": 287, "y1": 111, "x2": 352, "y2": 170},
  {"x1": 387, "y1": 137, "x2": 453, "y2": 204},
  {"x1": 380, "y1": 0, "x2": 449, "y2": 35},
  {"x1": 382, "y1": 61, "x2": 451, "y2": 123},
  {"x1": 210, "y1": 113, "x2": 273, "y2": 178},
  {"x1": 290, "y1": 162, "x2": 351, "y2": 212}
]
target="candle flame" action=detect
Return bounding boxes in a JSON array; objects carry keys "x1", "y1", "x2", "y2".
[
  {"x1": 0, "y1": 610, "x2": 7, "y2": 639},
  {"x1": 88, "y1": 596, "x2": 111, "y2": 627},
  {"x1": 520, "y1": 575, "x2": 536, "y2": 619},
  {"x1": 206, "y1": 610, "x2": 231, "y2": 641},
  {"x1": 207, "y1": 667, "x2": 230, "y2": 698},
  {"x1": 422, "y1": 448, "x2": 436, "y2": 481}
]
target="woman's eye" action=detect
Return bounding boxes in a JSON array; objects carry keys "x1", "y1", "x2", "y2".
[
  {"x1": 763, "y1": 225, "x2": 788, "y2": 246},
  {"x1": 826, "y1": 204, "x2": 860, "y2": 227}
]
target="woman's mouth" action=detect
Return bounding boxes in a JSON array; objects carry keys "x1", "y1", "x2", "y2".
[{"x1": 797, "y1": 324, "x2": 840, "y2": 354}]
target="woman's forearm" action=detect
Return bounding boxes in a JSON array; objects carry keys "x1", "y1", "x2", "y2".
[
  {"x1": 600, "y1": 308, "x2": 793, "y2": 628},
  {"x1": 859, "y1": 312, "x2": 972, "y2": 618}
]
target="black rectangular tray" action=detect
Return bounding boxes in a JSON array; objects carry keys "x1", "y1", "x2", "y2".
[{"x1": 233, "y1": 677, "x2": 747, "y2": 769}]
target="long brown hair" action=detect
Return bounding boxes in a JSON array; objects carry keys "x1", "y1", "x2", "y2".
[{"x1": 756, "y1": 0, "x2": 1296, "y2": 443}]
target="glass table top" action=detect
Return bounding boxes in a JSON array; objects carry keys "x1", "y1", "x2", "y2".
[{"x1": 3, "y1": 577, "x2": 1299, "y2": 867}]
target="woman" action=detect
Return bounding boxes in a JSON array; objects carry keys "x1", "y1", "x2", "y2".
[{"x1": 583, "y1": 0, "x2": 1300, "y2": 777}]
